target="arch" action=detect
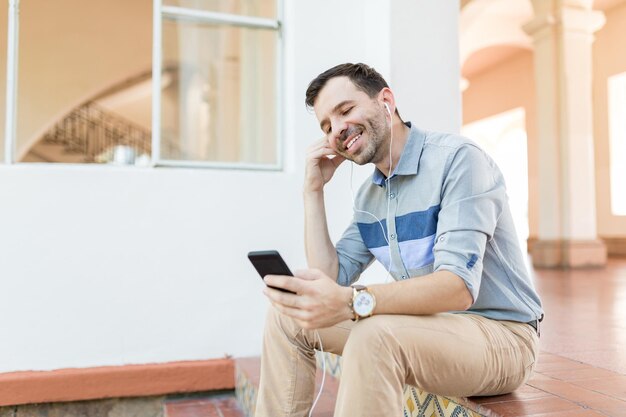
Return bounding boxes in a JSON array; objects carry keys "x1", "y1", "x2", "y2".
[
  {"x1": 460, "y1": 0, "x2": 534, "y2": 70},
  {"x1": 462, "y1": 44, "x2": 530, "y2": 79}
]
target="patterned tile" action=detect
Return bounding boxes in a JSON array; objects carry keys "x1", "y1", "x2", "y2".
[
  {"x1": 403, "y1": 387, "x2": 484, "y2": 417},
  {"x1": 316, "y1": 351, "x2": 342, "y2": 379},
  {"x1": 235, "y1": 364, "x2": 257, "y2": 417}
]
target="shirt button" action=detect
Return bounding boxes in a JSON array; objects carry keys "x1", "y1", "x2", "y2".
[
  {"x1": 439, "y1": 236, "x2": 445, "y2": 242},
  {"x1": 401, "y1": 275, "x2": 407, "y2": 279},
  {"x1": 389, "y1": 193, "x2": 395, "y2": 199},
  {"x1": 390, "y1": 234, "x2": 396, "y2": 240}
]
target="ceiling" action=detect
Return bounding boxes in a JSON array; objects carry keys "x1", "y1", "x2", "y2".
[
  {"x1": 462, "y1": 45, "x2": 527, "y2": 79},
  {"x1": 459, "y1": 0, "x2": 626, "y2": 78},
  {"x1": 461, "y1": 0, "x2": 625, "y2": 11}
]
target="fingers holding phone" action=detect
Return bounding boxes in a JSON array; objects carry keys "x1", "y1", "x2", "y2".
[
  {"x1": 248, "y1": 250, "x2": 295, "y2": 294},
  {"x1": 269, "y1": 268, "x2": 353, "y2": 329},
  {"x1": 264, "y1": 274, "x2": 301, "y2": 293}
]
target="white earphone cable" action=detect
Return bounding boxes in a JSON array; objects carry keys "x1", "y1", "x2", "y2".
[
  {"x1": 308, "y1": 330, "x2": 326, "y2": 417},
  {"x1": 385, "y1": 107, "x2": 394, "y2": 283},
  {"x1": 349, "y1": 105, "x2": 395, "y2": 281}
]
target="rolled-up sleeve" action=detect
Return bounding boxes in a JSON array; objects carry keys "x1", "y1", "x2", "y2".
[
  {"x1": 433, "y1": 144, "x2": 505, "y2": 302},
  {"x1": 335, "y1": 220, "x2": 374, "y2": 286}
]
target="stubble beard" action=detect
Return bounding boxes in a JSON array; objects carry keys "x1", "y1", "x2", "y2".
[{"x1": 341, "y1": 112, "x2": 390, "y2": 166}]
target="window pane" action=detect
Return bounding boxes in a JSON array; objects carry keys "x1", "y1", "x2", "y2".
[
  {"x1": 163, "y1": 0, "x2": 277, "y2": 20},
  {"x1": 16, "y1": 0, "x2": 153, "y2": 164},
  {"x1": 161, "y1": 19, "x2": 277, "y2": 164},
  {"x1": 608, "y1": 72, "x2": 626, "y2": 215}
]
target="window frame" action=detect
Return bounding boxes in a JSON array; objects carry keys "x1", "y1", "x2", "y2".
[
  {"x1": 152, "y1": 0, "x2": 284, "y2": 170},
  {"x1": 3, "y1": 0, "x2": 19, "y2": 164}
]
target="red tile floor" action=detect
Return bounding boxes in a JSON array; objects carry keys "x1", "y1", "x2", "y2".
[
  {"x1": 165, "y1": 395, "x2": 245, "y2": 417},
  {"x1": 166, "y1": 258, "x2": 626, "y2": 417},
  {"x1": 467, "y1": 258, "x2": 626, "y2": 416}
]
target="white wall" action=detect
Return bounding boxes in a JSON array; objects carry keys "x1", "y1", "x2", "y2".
[
  {"x1": 0, "y1": 0, "x2": 460, "y2": 373},
  {"x1": 391, "y1": 0, "x2": 462, "y2": 134}
]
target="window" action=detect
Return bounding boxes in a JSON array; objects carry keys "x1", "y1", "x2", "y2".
[
  {"x1": 154, "y1": 0, "x2": 282, "y2": 169},
  {"x1": 5, "y1": 1, "x2": 154, "y2": 165},
  {"x1": 1, "y1": 0, "x2": 280, "y2": 168},
  {"x1": 608, "y1": 71, "x2": 626, "y2": 216}
]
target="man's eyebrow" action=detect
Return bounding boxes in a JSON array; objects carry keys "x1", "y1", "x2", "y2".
[{"x1": 319, "y1": 100, "x2": 354, "y2": 131}]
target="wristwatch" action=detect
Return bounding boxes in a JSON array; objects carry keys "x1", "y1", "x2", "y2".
[{"x1": 350, "y1": 285, "x2": 376, "y2": 321}]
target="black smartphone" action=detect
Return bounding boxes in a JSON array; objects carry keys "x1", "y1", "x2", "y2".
[{"x1": 247, "y1": 250, "x2": 295, "y2": 294}]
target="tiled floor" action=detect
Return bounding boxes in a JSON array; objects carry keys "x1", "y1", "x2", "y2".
[
  {"x1": 534, "y1": 260, "x2": 626, "y2": 374},
  {"x1": 165, "y1": 395, "x2": 245, "y2": 417},
  {"x1": 465, "y1": 258, "x2": 626, "y2": 416},
  {"x1": 166, "y1": 258, "x2": 626, "y2": 417}
]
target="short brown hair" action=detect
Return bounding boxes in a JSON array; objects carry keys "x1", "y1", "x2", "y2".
[{"x1": 305, "y1": 63, "x2": 390, "y2": 109}]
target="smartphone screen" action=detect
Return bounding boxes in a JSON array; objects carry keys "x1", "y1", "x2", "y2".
[{"x1": 247, "y1": 250, "x2": 295, "y2": 294}]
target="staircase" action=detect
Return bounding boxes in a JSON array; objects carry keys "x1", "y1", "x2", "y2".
[{"x1": 23, "y1": 103, "x2": 152, "y2": 164}]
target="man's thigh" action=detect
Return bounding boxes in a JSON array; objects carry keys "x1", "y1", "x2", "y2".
[
  {"x1": 313, "y1": 319, "x2": 355, "y2": 356},
  {"x1": 340, "y1": 313, "x2": 538, "y2": 397}
]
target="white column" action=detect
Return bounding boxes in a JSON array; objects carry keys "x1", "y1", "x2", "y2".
[
  {"x1": 389, "y1": 0, "x2": 461, "y2": 134},
  {"x1": 524, "y1": 0, "x2": 607, "y2": 267}
]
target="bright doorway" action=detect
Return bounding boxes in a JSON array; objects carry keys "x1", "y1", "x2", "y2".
[{"x1": 462, "y1": 107, "x2": 529, "y2": 251}]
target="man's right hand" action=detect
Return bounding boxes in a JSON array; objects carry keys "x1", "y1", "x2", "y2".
[{"x1": 304, "y1": 137, "x2": 346, "y2": 193}]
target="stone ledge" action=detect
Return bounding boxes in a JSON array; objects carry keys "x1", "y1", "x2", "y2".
[
  {"x1": 0, "y1": 395, "x2": 164, "y2": 417},
  {"x1": 0, "y1": 358, "x2": 234, "y2": 407}
]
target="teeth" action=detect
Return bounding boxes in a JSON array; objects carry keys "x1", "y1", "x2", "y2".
[{"x1": 346, "y1": 134, "x2": 361, "y2": 150}]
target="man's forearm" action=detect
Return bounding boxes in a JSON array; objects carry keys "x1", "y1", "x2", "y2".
[
  {"x1": 371, "y1": 270, "x2": 473, "y2": 315},
  {"x1": 303, "y1": 190, "x2": 339, "y2": 279}
]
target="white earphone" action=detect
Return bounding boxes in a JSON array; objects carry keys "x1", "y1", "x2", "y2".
[{"x1": 384, "y1": 102, "x2": 391, "y2": 116}]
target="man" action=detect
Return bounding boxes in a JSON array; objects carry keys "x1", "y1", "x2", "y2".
[{"x1": 256, "y1": 63, "x2": 543, "y2": 417}]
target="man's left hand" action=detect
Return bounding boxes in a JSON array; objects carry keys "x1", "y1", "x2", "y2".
[{"x1": 263, "y1": 269, "x2": 353, "y2": 329}]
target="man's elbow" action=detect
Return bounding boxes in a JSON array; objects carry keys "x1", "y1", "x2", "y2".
[
  {"x1": 446, "y1": 271, "x2": 474, "y2": 310},
  {"x1": 435, "y1": 269, "x2": 475, "y2": 311},
  {"x1": 457, "y1": 286, "x2": 474, "y2": 310}
]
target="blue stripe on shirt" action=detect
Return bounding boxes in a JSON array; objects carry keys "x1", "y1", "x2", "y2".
[{"x1": 357, "y1": 205, "x2": 440, "y2": 249}]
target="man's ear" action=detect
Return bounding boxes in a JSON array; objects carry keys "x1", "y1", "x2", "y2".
[{"x1": 379, "y1": 87, "x2": 396, "y2": 115}]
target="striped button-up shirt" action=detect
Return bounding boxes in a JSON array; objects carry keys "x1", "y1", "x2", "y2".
[{"x1": 336, "y1": 123, "x2": 543, "y2": 323}]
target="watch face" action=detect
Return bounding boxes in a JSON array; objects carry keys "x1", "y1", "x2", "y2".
[{"x1": 354, "y1": 291, "x2": 375, "y2": 316}]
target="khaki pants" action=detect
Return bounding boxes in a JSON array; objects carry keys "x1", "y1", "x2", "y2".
[{"x1": 255, "y1": 308, "x2": 539, "y2": 417}]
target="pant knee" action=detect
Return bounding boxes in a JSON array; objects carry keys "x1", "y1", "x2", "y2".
[
  {"x1": 264, "y1": 306, "x2": 297, "y2": 338},
  {"x1": 263, "y1": 307, "x2": 318, "y2": 350},
  {"x1": 342, "y1": 316, "x2": 398, "y2": 359}
]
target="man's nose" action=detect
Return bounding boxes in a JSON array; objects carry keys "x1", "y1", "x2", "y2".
[{"x1": 331, "y1": 120, "x2": 347, "y2": 145}]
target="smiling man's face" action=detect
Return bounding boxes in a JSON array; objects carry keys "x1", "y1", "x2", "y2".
[{"x1": 314, "y1": 76, "x2": 390, "y2": 165}]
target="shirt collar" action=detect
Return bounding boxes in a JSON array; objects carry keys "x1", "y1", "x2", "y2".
[{"x1": 372, "y1": 122, "x2": 425, "y2": 186}]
